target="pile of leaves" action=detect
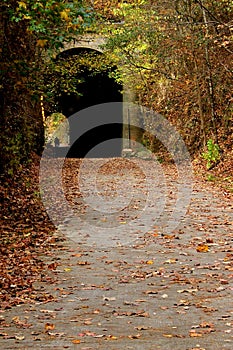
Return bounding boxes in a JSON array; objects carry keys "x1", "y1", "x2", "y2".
[{"x1": 0, "y1": 155, "x2": 56, "y2": 309}]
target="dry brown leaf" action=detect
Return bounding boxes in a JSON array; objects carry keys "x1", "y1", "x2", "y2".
[
  {"x1": 77, "y1": 261, "x2": 90, "y2": 265},
  {"x1": 144, "y1": 290, "x2": 158, "y2": 295},
  {"x1": 128, "y1": 333, "x2": 141, "y2": 339},
  {"x1": 189, "y1": 330, "x2": 203, "y2": 337}
]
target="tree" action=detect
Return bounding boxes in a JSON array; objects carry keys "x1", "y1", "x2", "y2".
[
  {"x1": 0, "y1": 0, "x2": 92, "y2": 175},
  {"x1": 101, "y1": 0, "x2": 232, "y2": 154}
]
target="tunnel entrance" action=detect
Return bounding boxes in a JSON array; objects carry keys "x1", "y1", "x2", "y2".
[{"x1": 57, "y1": 48, "x2": 123, "y2": 158}]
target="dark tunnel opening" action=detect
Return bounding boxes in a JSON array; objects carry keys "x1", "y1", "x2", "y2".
[
  {"x1": 67, "y1": 123, "x2": 123, "y2": 158},
  {"x1": 57, "y1": 48, "x2": 123, "y2": 158}
]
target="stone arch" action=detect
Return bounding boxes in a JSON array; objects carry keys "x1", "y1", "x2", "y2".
[
  {"x1": 62, "y1": 35, "x2": 105, "y2": 53},
  {"x1": 56, "y1": 41, "x2": 124, "y2": 157}
]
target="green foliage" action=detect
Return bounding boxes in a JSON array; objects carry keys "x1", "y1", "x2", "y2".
[
  {"x1": 206, "y1": 174, "x2": 217, "y2": 181},
  {"x1": 0, "y1": 0, "x2": 93, "y2": 176},
  {"x1": 202, "y1": 139, "x2": 220, "y2": 170},
  {"x1": 3, "y1": 132, "x2": 25, "y2": 175},
  {"x1": 44, "y1": 112, "x2": 67, "y2": 142},
  {"x1": 4, "y1": 0, "x2": 93, "y2": 51},
  {"x1": 42, "y1": 51, "x2": 120, "y2": 108}
]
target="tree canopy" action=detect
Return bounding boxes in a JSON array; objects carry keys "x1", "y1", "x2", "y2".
[
  {"x1": 100, "y1": 0, "x2": 232, "y2": 153},
  {"x1": 0, "y1": 0, "x2": 93, "y2": 175}
]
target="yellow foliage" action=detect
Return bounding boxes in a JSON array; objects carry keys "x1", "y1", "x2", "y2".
[
  {"x1": 18, "y1": 1, "x2": 27, "y2": 9},
  {"x1": 60, "y1": 9, "x2": 70, "y2": 21},
  {"x1": 23, "y1": 15, "x2": 31, "y2": 20}
]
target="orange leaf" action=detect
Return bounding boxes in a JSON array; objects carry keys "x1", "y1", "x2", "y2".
[
  {"x1": 45, "y1": 323, "x2": 55, "y2": 331},
  {"x1": 146, "y1": 260, "x2": 154, "y2": 265},
  {"x1": 107, "y1": 335, "x2": 118, "y2": 340},
  {"x1": 77, "y1": 261, "x2": 90, "y2": 265},
  {"x1": 72, "y1": 339, "x2": 81, "y2": 344},
  {"x1": 196, "y1": 244, "x2": 209, "y2": 252},
  {"x1": 189, "y1": 330, "x2": 203, "y2": 337}
]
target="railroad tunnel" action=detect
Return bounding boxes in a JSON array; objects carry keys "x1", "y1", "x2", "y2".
[{"x1": 57, "y1": 48, "x2": 123, "y2": 158}]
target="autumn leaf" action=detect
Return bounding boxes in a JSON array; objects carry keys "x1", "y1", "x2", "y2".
[
  {"x1": 128, "y1": 333, "x2": 141, "y2": 339},
  {"x1": 162, "y1": 234, "x2": 176, "y2": 240},
  {"x1": 72, "y1": 339, "x2": 81, "y2": 344},
  {"x1": 189, "y1": 330, "x2": 203, "y2": 337},
  {"x1": 135, "y1": 326, "x2": 150, "y2": 330},
  {"x1": 199, "y1": 321, "x2": 214, "y2": 328},
  {"x1": 36, "y1": 39, "x2": 48, "y2": 48},
  {"x1": 77, "y1": 261, "x2": 90, "y2": 265},
  {"x1": 45, "y1": 323, "x2": 55, "y2": 331},
  {"x1": 144, "y1": 290, "x2": 158, "y2": 295},
  {"x1": 84, "y1": 320, "x2": 92, "y2": 325},
  {"x1": 106, "y1": 335, "x2": 118, "y2": 340},
  {"x1": 196, "y1": 244, "x2": 209, "y2": 252},
  {"x1": 47, "y1": 262, "x2": 58, "y2": 270},
  {"x1": 93, "y1": 309, "x2": 100, "y2": 314},
  {"x1": 15, "y1": 335, "x2": 25, "y2": 341},
  {"x1": 165, "y1": 258, "x2": 177, "y2": 264},
  {"x1": 18, "y1": 1, "x2": 27, "y2": 9},
  {"x1": 146, "y1": 260, "x2": 154, "y2": 265},
  {"x1": 60, "y1": 9, "x2": 70, "y2": 21}
]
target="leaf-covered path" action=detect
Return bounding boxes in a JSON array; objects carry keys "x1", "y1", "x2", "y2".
[{"x1": 0, "y1": 158, "x2": 232, "y2": 349}]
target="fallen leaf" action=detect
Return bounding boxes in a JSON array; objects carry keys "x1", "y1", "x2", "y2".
[
  {"x1": 77, "y1": 261, "x2": 91, "y2": 265},
  {"x1": 128, "y1": 333, "x2": 141, "y2": 339},
  {"x1": 162, "y1": 234, "x2": 176, "y2": 240},
  {"x1": 189, "y1": 330, "x2": 203, "y2": 337},
  {"x1": 47, "y1": 262, "x2": 58, "y2": 270},
  {"x1": 144, "y1": 290, "x2": 158, "y2": 295},
  {"x1": 106, "y1": 335, "x2": 118, "y2": 340},
  {"x1": 48, "y1": 332, "x2": 65, "y2": 337},
  {"x1": 165, "y1": 258, "x2": 177, "y2": 264},
  {"x1": 45, "y1": 323, "x2": 55, "y2": 331},
  {"x1": 15, "y1": 335, "x2": 25, "y2": 341},
  {"x1": 72, "y1": 339, "x2": 81, "y2": 344},
  {"x1": 196, "y1": 244, "x2": 209, "y2": 252},
  {"x1": 199, "y1": 321, "x2": 214, "y2": 328},
  {"x1": 135, "y1": 326, "x2": 149, "y2": 330},
  {"x1": 84, "y1": 320, "x2": 92, "y2": 325},
  {"x1": 146, "y1": 260, "x2": 154, "y2": 265}
]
